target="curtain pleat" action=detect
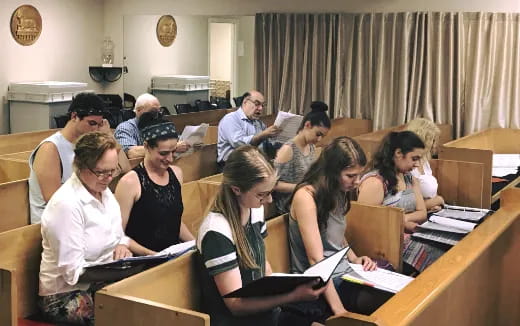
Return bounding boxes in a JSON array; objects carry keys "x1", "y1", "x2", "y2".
[{"x1": 255, "y1": 12, "x2": 520, "y2": 136}]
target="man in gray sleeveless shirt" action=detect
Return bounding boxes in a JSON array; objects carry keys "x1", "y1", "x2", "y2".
[{"x1": 29, "y1": 93, "x2": 108, "y2": 223}]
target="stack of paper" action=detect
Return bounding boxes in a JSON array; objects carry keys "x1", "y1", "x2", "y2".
[
  {"x1": 342, "y1": 263, "x2": 414, "y2": 293},
  {"x1": 272, "y1": 111, "x2": 304, "y2": 143},
  {"x1": 492, "y1": 154, "x2": 520, "y2": 177},
  {"x1": 177, "y1": 124, "x2": 209, "y2": 157}
]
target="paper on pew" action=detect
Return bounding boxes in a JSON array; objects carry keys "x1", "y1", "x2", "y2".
[
  {"x1": 272, "y1": 111, "x2": 304, "y2": 143},
  {"x1": 417, "y1": 221, "x2": 470, "y2": 234},
  {"x1": 492, "y1": 154, "x2": 520, "y2": 176},
  {"x1": 154, "y1": 240, "x2": 196, "y2": 256},
  {"x1": 342, "y1": 263, "x2": 414, "y2": 293},
  {"x1": 429, "y1": 215, "x2": 476, "y2": 232},
  {"x1": 179, "y1": 124, "x2": 209, "y2": 146}
]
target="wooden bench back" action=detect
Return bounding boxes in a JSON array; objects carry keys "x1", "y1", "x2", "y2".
[
  {"x1": 317, "y1": 118, "x2": 373, "y2": 147},
  {"x1": 165, "y1": 109, "x2": 235, "y2": 133},
  {"x1": 345, "y1": 202, "x2": 404, "y2": 272},
  {"x1": 0, "y1": 159, "x2": 29, "y2": 186},
  {"x1": 96, "y1": 214, "x2": 289, "y2": 326},
  {"x1": 176, "y1": 144, "x2": 218, "y2": 183},
  {"x1": 0, "y1": 179, "x2": 30, "y2": 233},
  {"x1": 0, "y1": 130, "x2": 57, "y2": 156},
  {"x1": 0, "y1": 224, "x2": 42, "y2": 326},
  {"x1": 181, "y1": 180, "x2": 220, "y2": 236},
  {"x1": 439, "y1": 128, "x2": 520, "y2": 208}
]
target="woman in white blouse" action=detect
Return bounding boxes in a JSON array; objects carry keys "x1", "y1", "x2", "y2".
[
  {"x1": 38, "y1": 132, "x2": 133, "y2": 326},
  {"x1": 406, "y1": 118, "x2": 445, "y2": 211}
]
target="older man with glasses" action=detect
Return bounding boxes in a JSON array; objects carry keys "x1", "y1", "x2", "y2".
[
  {"x1": 217, "y1": 90, "x2": 281, "y2": 170},
  {"x1": 114, "y1": 93, "x2": 189, "y2": 159},
  {"x1": 29, "y1": 92, "x2": 111, "y2": 223}
]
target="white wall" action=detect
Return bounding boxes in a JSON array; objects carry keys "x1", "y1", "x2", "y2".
[
  {"x1": 210, "y1": 23, "x2": 233, "y2": 82},
  {"x1": 123, "y1": 15, "x2": 209, "y2": 98},
  {"x1": 0, "y1": 0, "x2": 105, "y2": 134},
  {"x1": 236, "y1": 16, "x2": 255, "y2": 97}
]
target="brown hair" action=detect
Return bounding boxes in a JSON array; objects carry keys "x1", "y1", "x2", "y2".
[
  {"x1": 212, "y1": 145, "x2": 275, "y2": 270},
  {"x1": 73, "y1": 132, "x2": 120, "y2": 172}
]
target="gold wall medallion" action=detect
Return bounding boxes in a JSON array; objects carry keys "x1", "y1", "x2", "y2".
[
  {"x1": 10, "y1": 5, "x2": 42, "y2": 46},
  {"x1": 156, "y1": 15, "x2": 177, "y2": 47}
]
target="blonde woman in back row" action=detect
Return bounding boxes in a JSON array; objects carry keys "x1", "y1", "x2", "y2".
[{"x1": 406, "y1": 118, "x2": 445, "y2": 212}]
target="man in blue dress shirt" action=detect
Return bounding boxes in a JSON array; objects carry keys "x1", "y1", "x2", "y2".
[{"x1": 217, "y1": 90, "x2": 281, "y2": 166}]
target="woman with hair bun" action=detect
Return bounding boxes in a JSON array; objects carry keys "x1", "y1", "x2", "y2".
[{"x1": 273, "y1": 101, "x2": 331, "y2": 214}]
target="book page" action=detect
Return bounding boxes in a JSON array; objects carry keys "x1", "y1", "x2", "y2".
[
  {"x1": 417, "y1": 221, "x2": 470, "y2": 234},
  {"x1": 412, "y1": 230, "x2": 463, "y2": 246},
  {"x1": 272, "y1": 111, "x2": 304, "y2": 143},
  {"x1": 154, "y1": 240, "x2": 196, "y2": 257},
  {"x1": 179, "y1": 124, "x2": 209, "y2": 146},
  {"x1": 429, "y1": 215, "x2": 476, "y2": 232},
  {"x1": 492, "y1": 154, "x2": 520, "y2": 176},
  {"x1": 436, "y1": 205, "x2": 490, "y2": 222},
  {"x1": 343, "y1": 263, "x2": 414, "y2": 293},
  {"x1": 304, "y1": 247, "x2": 349, "y2": 281}
]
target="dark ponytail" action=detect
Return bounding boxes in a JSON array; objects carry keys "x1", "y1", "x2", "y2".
[{"x1": 298, "y1": 101, "x2": 331, "y2": 131}]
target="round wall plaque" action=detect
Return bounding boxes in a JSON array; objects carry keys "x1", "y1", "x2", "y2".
[
  {"x1": 10, "y1": 5, "x2": 42, "y2": 46},
  {"x1": 156, "y1": 15, "x2": 177, "y2": 47}
]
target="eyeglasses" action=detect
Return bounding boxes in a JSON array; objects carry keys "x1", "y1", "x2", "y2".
[
  {"x1": 255, "y1": 190, "x2": 274, "y2": 201},
  {"x1": 88, "y1": 166, "x2": 121, "y2": 179},
  {"x1": 247, "y1": 99, "x2": 267, "y2": 109}
]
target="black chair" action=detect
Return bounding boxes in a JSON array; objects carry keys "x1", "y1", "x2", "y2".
[
  {"x1": 97, "y1": 94, "x2": 124, "y2": 127},
  {"x1": 121, "y1": 109, "x2": 136, "y2": 121},
  {"x1": 160, "y1": 106, "x2": 171, "y2": 116},
  {"x1": 124, "y1": 93, "x2": 136, "y2": 109},
  {"x1": 175, "y1": 104, "x2": 193, "y2": 114},
  {"x1": 54, "y1": 115, "x2": 69, "y2": 128},
  {"x1": 195, "y1": 100, "x2": 212, "y2": 111},
  {"x1": 217, "y1": 98, "x2": 232, "y2": 109},
  {"x1": 233, "y1": 96, "x2": 244, "y2": 107}
]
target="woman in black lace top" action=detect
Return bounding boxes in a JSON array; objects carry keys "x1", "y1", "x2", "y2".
[{"x1": 115, "y1": 112, "x2": 195, "y2": 255}]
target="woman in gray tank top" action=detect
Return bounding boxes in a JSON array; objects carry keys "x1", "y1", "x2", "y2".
[
  {"x1": 358, "y1": 131, "x2": 445, "y2": 273},
  {"x1": 273, "y1": 101, "x2": 331, "y2": 215},
  {"x1": 288, "y1": 137, "x2": 391, "y2": 321}
]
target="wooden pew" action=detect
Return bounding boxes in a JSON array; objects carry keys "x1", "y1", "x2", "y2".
[
  {"x1": 0, "y1": 130, "x2": 57, "y2": 156},
  {"x1": 0, "y1": 179, "x2": 30, "y2": 233},
  {"x1": 354, "y1": 123, "x2": 453, "y2": 162},
  {"x1": 165, "y1": 109, "x2": 235, "y2": 133},
  {"x1": 317, "y1": 117, "x2": 373, "y2": 147},
  {"x1": 176, "y1": 144, "x2": 218, "y2": 183},
  {"x1": 327, "y1": 188, "x2": 520, "y2": 326},
  {"x1": 0, "y1": 159, "x2": 30, "y2": 184},
  {"x1": 94, "y1": 213, "x2": 290, "y2": 326},
  {"x1": 181, "y1": 179, "x2": 219, "y2": 236},
  {"x1": 0, "y1": 224, "x2": 43, "y2": 326},
  {"x1": 439, "y1": 128, "x2": 520, "y2": 208}
]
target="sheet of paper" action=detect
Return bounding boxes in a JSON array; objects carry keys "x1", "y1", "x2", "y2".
[
  {"x1": 429, "y1": 215, "x2": 476, "y2": 232},
  {"x1": 417, "y1": 221, "x2": 470, "y2": 234},
  {"x1": 272, "y1": 111, "x2": 304, "y2": 143},
  {"x1": 492, "y1": 154, "x2": 520, "y2": 176},
  {"x1": 154, "y1": 240, "x2": 196, "y2": 256},
  {"x1": 412, "y1": 230, "x2": 463, "y2": 246},
  {"x1": 304, "y1": 247, "x2": 349, "y2": 281},
  {"x1": 179, "y1": 124, "x2": 209, "y2": 146},
  {"x1": 343, "y1": 263, "x2": 414, "y2": 293},
  {"x1": 434, "y1": 207, "x2": 489, "y2": 222}
]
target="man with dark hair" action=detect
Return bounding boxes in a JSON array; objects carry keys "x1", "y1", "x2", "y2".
[
  {"x1": 29, "y1": 92, "x2": 109, "y2": 223},
  {"x1": 217, "y1": 90, "x2": 281, "y2": 167}
]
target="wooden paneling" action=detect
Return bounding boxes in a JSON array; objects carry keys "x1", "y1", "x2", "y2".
[
  {"x1": 0, "y1": 129, "x2": 57, "y2": 156},
  {"x1": 345, "y1": 202, "x2": 404, "y2": 272},
  {"x1": 318, "y1": 118, "x2": 373, "y2": 147},
  {"x1": 265, "y1": 215, "x2": 290, "y2": 273},
  {"x1": 176, "y1": 144, "x2": 218, "y2": 183},
  {"x1": 0, "y1": 159, "x2": 29, "y2": 184},
  {"x1": 0, "y1": 180, "x2": 29, "y2": 233}
]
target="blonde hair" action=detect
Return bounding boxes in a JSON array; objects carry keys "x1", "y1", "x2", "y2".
[
  {"x1": 212, "y1": 146, "x2": 275, "y2": 269},
  {"x1": 73, "y1": 132, "x2": 120, "y2": 173},
  {"x1": 406, "y1": 118, "x2": 440, "y2": 160}
]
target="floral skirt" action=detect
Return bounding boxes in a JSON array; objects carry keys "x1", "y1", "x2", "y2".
[{"x1": 38, "y1": 282, "x2": 107, "y2": 326}]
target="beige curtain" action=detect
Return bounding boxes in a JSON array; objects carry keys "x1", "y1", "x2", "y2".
[
  {"x1": 256, "y1": 12, "x2": 519, "y2": 136},
  {"x1": 463, "y1": 13, "x2": 520, "y2": 134}
]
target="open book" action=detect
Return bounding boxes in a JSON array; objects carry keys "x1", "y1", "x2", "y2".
[
  {"x1": 86, "y1": 240, "x2": 196, "y2": 270},
  {"x1": 272, "y1": 111, "x2": 304, "y2": 143},
  {"x1": 223, "y1": 247, "x2": 349, "y2": 298},
  {"x1": 433, "y1": 204, "x2": 492, "y2": 223},
  {"x1": 342, "y1": 263, "x2": 414, "y2": 294}
]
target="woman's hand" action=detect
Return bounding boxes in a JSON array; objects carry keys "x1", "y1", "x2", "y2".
[
  {"x1": 352, "y1": 256, "x2": 377, "y2": 271},
  {"x1": 113, "y1": 244, "x2": 133, "y2": 260},
  {"x1": 289, "y1": 279, "x2": 327, "y2": 302},
  {"x1": 175, "y1": 141, "x2": 191, "y2": 153}
]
